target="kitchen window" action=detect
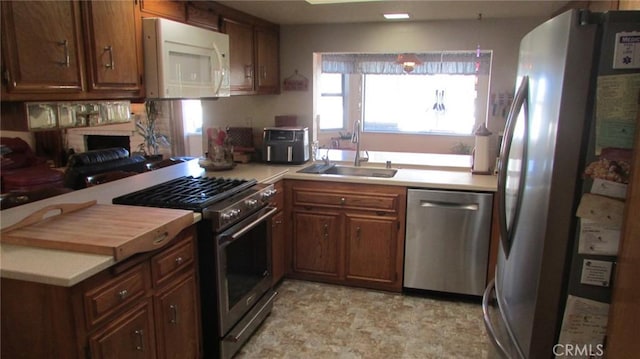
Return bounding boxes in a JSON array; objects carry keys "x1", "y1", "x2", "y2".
[
  {"x1": 318, "y1": 51, "x2": 492, "y2": 136},
  {"x1": 363, "y1": 74, "x2": 477, "y2": 134},
  {"x1": 318, "y1": 73, "x2": 346, "y2": 130}
]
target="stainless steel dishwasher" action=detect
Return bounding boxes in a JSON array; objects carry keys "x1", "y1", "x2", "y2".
[{"x1": 404, "y1": 189, "x2": 493, "y2": 296}]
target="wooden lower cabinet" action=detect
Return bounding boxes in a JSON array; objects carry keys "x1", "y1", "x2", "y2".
[
  {"x1": 0, "y1": 226, "x2": 201, "y2": 359},
  {"x1": 345, "y1": 214, "x2": 398, "y2": 286},
  {"x1": 153, "y1": 274, "x2": 200, "y2": 359},
  {"x1": 88, "y1": 300, "x2": 157, "y2": 359},
  {"x1": 292, "y1": 210, "x2": 342, "y2": 278},
  {"x1": 270, "y1": 180, "x2": 286, "y2": 286},
  {"x1": 271, "y1": 210, "x2": 286, "y2": 285},
  {"x1": 286, "y1": 180, "x2": 406, "y2": 292}
]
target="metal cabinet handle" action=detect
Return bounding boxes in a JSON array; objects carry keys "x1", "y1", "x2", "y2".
[
  {"x1": 104, "y1": 45, "x2": 114, "y2": 69},
  {"x1": 118, "y1": 289, "x2": 128, "y2": 300},
  {"x1": 323, "y1": 223, "x2": 329, "y2": 239},
  {"x1": 169, "y1": 304, "x2": 178, "y2": 325},
  {"x1": 58, "y1": 40, "x2": 70, "y2": 67},
  {"x1": 175, "y1": 256, "x2": 184, "y2": 265},
  {"x1": 244, "y1": 64, "x2": 253, "y2": 79},
  {"x1": 134, "y1": 329, "x2": 144, "y2": 351},
  {"x1": 356, "y1": 226, "x2": 361, "y2": 241},
  {"x1": 340, "y1": 197, "x2": 346, "y2": 205}
]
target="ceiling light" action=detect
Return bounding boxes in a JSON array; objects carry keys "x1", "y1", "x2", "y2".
[{"x1": 383, "y1": 13, "x2": 410, "y2": 20}]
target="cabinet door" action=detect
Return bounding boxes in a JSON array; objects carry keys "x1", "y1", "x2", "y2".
[
  {"x1": 186, "y1": 1, "x2": 220, "y2": 31},
  {"x1": 139, "y1": 0, "x2": 186, "y2": 22},
  {"x1": 271, "y1": 211, "x2": 286, "y2": 286},
  {"x1": 83, "y1": 0, "x2": 142, "y2": 94},
  {"x1": 88, "y1": 300, "x2": 156, "y2": 359},
  {"x1": 255, "y1": 27, "x2": 279, "y2": 94},
  {"x1": 345, "y1": 214, "x2": 399, "y2": 288},
  {"x1": 223, "y1": 18, "x2": 255, "y2": 94},
  {"x1": 154, "y1": 274, "x2": 201, "y2": 359},
  {"x1": 1, "y1": 1, "x2": 84, "y2": 94},
  {"x1": 292, "y1": 210, "x2": 341, "y2": 278}
]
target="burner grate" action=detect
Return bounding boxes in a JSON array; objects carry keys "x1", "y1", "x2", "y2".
[{"x1": 112, "y1": 176, "x2": 257, "y2": 211}]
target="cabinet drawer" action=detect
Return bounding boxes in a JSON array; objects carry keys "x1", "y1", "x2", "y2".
[
  {"x1": 294, "y1": 190, "x2": 398, "y2": 211},
  {"x1": 83, "y1": 263, "x2": 150, "y2": 328},
  {"x1": 151, "y1": 234, "x2": 195, "y2": 287}
]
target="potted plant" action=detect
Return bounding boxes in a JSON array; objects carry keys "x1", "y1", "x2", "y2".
[{"x1": 136, "y1": 100, "x2": 170, "y2": 161}]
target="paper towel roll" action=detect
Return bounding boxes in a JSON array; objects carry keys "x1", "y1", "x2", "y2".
[{"x1": 473, "y1": 135, "x2": 491, "y2": 174}]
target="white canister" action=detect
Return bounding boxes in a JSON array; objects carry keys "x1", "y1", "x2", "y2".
[{"x1": 472, "y1": 124, "x2": 492, "y2": 174}]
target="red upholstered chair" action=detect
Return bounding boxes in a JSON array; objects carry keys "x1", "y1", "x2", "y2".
[{"x1": 0, "y1": 137, "x2": 65, "y2": 193}]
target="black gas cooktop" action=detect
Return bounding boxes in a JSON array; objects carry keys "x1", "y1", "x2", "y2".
[{"x1": 112, "y1": 176, "x2": 257, "y2": 212}]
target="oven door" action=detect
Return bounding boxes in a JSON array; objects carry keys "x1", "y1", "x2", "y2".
[{"x1": 215, "y1": 206, "x2": 277, "y2": 335}]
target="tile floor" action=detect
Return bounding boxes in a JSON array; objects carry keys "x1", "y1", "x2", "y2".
[{"x1": 235, "y1": 280, "x2": 490, "y2": 358}]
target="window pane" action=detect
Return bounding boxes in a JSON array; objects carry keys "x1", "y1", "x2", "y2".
[
  {"x1": 318, "y1": 73, "x2": 344, "y2": 130},
  {"x1": 363, "y1": 74, "x2": 476, "y2": 135},
  {"x1": 319, "y1": 96, "x2": 344, "y2": 130},
  {"x1": 182, "y1": 99, "x2": 202, "y2": 134},
  {"x1": 320, "y1": 73, "x2": 342, "y2": 94}
]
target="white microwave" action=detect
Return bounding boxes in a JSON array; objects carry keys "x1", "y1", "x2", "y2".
[{"x1": 143, "y1": 18, "x2": 230, "y2": 99}]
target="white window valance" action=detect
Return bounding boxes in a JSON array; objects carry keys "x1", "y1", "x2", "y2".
[{"x1": 321, "y1": 51, "x2": 492, "y2": 75}]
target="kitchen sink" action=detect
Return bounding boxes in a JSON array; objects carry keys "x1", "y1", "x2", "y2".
[{"x1": 298, "y1": 163, "x2": 397, "y2": 178}]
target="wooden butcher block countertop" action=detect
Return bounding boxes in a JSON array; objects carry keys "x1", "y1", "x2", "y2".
[{"x1": 1, "y1": 201, "x2": 194, "y2": 262}]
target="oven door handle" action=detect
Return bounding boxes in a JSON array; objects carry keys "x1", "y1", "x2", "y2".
[{"x1": 219, "y1": 207, "x2": 278, "y2": 245}]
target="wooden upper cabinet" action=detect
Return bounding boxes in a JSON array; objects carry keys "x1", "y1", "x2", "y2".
[
  {"x1": 1, "y1": 1, "x2": 85, "y2": 94},
  {"x1": 223, "y1": 18, "x2": 255, "y2": 95},
  {"x1": 1, "y1": 0, "x2": 143, "y2": 101},
  {"x1": 186, "y1": 1, "x2": 220, "y2": 31},
  {"x1": 255, "y1": 26, "x2": 280, "y2": 94},
  {"x1": 82, "y1": 0, "x2": 143, "y2": 95},
  {"x1": 139, "y1": 0, "x2": 186, "y2": 22}
]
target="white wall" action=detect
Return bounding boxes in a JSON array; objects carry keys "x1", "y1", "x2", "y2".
[{"x1": 203, "y1": 16, "x2": 545, "y2": 154}]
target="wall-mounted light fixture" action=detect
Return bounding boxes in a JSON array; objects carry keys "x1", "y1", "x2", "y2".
[{"x1": 396, "y1": 53, "x2": 421, "y2": 73}]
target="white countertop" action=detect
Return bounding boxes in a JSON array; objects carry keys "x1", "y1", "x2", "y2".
[{"x1": 1, "y1": 151, "x2": 496, "y2": 286}]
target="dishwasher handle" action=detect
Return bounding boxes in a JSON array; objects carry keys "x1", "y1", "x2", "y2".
[{"x1": 419, "y1": 200, "x2": 479, "y2": 211}]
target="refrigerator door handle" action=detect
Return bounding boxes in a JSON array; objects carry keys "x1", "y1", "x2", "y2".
[{"x1": 497, "y1": 76, "x2": 529, "y2": 257}]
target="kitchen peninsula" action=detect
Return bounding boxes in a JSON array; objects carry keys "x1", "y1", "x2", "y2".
[{"x1": 1, "y1": 151, "x2": 496, "y2": 285}]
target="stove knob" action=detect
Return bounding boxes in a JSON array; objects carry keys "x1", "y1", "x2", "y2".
[
  {"x1": 231, "y1": 209, "x2": 241, "y2": 218},
  {"x1": 245, "y1": 199, "x2": 258, "y2": 209},
  {"x1": 261, "y1": 189, "x2": 277, "y2": 201},
  {"x1": 221, "y1": 212, "x2": 232, "y2": 222}
]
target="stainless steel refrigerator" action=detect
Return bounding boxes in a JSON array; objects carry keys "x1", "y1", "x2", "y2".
[{"x1": 482, "y1": 9, "x2": 639, "y2": 359}]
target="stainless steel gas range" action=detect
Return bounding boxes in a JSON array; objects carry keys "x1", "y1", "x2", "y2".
[{"x1": 113, "y1": 175, "x2": 278, "y2": 359}]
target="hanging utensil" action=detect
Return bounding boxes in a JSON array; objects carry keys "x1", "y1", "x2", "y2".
[
  {"x1": 433, "y1": 90, "x2": 439, "y2": 111},
  {"x1": 440, "y1": 90, "x2": 446, "y2": 112}
]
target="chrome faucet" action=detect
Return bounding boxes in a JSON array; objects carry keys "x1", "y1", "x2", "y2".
[{"x1": 351, "y1": 119, "x2": 362, "y2": 166}]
